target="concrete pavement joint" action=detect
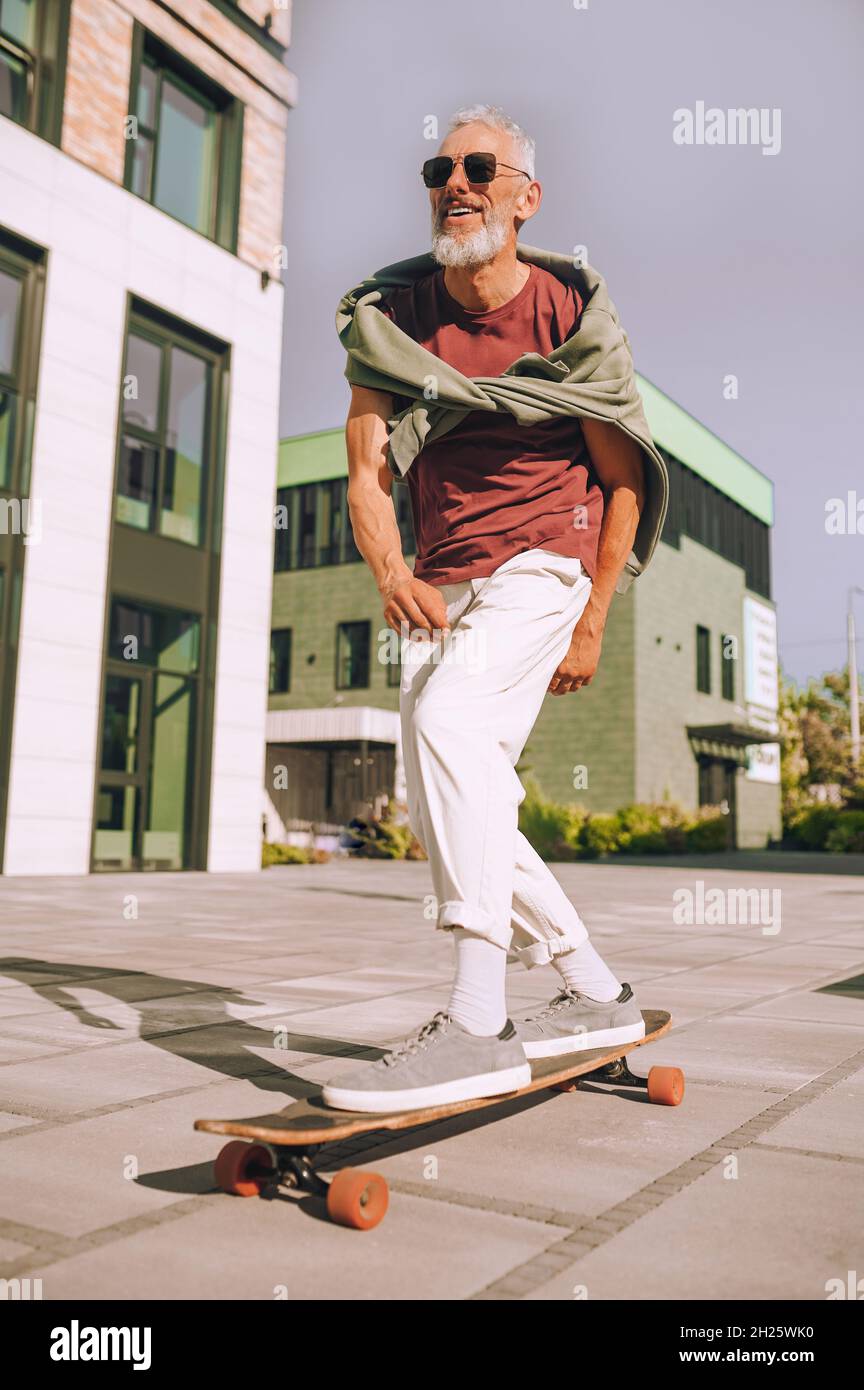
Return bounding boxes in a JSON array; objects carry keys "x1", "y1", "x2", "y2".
[
  {"x1": 467, "y1": 1044, "x2": 864, "y2": 1300},
  {"x1": 0, "y1": 1194, "x2": 222, "y2": 1283}
]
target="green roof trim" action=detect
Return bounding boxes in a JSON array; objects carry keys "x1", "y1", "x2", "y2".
[
  {"x1": 280, "y1": 379, "x2": 774, "y2": 526},
  {"x1": 636, "y1": 374, "x2": 773, "y2": 525},
  {"x1": 278, "y1": 429, "x2": 347, "y2": 487}
]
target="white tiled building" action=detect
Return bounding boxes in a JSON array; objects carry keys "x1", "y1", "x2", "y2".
[{"x1": 0, "y1": 0, "x2": 296, "y2": 873}]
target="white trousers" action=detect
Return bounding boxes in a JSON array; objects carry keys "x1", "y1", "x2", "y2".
[{"x1": 399, "y1": 547, "x2": 594, "y2": 969}]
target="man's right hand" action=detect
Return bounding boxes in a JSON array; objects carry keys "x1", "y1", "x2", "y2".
[{"x1": 381, "y1": 576, "x2": 450, "y2": 637}]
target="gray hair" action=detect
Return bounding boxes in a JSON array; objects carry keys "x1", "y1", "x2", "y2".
[{"x1": 446, "y1": 104, "x2": 535, "y2": 179}]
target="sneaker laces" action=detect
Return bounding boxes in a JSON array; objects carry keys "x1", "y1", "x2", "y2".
[
  {"x1": 525, "y1": 988, "x2": 580, "y2": 1022},
  {"x1": 380, "y1": 1012, "x2": 450, "y2": 1068}
]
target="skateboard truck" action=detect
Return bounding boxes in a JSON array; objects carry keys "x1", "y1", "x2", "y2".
[
  {"x1": 213, "y1": 1140, "x2": 389, "y2": 1229},
  {"x1": 585, "y1": 1055, "x2": 648, "y2": 1087}
]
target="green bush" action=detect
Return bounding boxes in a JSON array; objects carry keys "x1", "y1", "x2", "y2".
[
  {"x1": 262, "y1": 842, "x2": 317, "y2": 867},
  {"x1": 825, "y1": 810, "x2": 864, "y2": 853},
  {"x1": 581, "y1": 814, "x2": 620, "y2": 858},
  {"x1": 519, "y1": 779, "x2": 734, "y2": 859},
  {"x1": 518, "y1": 777, "x2": 584, "y2": 860},
  {"x1": 615, "y1": 802, "x2": 690, "y2": 854},
  {"x1": 683, "y1": 807, "x2": 730, "y2": 852},
  {"x1": 786, "y1": 804, "x2": 843, "y2": 850}
]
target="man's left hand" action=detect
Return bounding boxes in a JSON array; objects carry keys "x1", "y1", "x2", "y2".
[{"x1": 548, "y1": 620, "x2": 604, "y2": 695}]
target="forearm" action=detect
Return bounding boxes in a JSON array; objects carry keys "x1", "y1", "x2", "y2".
[
  {"x1": 347, "y1": 479, "x2": 412, "y2": 596},
  {"x1": 344, "y1": 386, "x2": 411, "y2": 597},
  {"x1": 580, "y1": 485, "x2": 642, "y2": 632}
]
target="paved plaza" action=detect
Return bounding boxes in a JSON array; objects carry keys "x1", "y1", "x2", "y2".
[{"x1": 0, "y1": 856, "x2": 862, "y2": 1301}]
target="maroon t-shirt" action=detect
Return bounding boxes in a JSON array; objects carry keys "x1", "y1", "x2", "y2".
[{"x1": 379, "y1": 262, "x2": 603, "y2": 586}]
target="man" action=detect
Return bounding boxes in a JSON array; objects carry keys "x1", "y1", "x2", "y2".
[{"x1": 322, "y1": 105, "x2": 667, "y2": 1114}]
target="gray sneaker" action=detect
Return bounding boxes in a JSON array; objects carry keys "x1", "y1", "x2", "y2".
[
  {"x1": 321, "y1": 1012, "x2": 531, "y2": 1113},
  {"x1": 514, "y1": 983, "x2": 645, "y2": 1059}
]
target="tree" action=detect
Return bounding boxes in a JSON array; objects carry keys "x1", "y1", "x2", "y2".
[{"x1": 779, "y1": 663, "x2": 864, "y2": 817}]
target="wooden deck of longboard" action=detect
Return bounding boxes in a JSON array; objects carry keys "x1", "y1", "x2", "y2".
[{"x1": 194, "y1": 1009, "x2": 671, "y2": 1148}]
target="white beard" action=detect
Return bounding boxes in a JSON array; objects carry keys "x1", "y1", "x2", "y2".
[{"x1": 430, "y1": 199, "x2": 514, "y2": 268}]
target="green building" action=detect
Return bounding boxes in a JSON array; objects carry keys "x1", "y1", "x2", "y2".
[{"x1": 267, "y1": 379, "x2": 781, "y2": 850}]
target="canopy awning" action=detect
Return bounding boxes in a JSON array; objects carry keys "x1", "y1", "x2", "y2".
[{"x1": 687, "y1": 722, "x2": 778, "y2": 765}]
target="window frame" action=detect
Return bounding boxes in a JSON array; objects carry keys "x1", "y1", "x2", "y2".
[
  {"x1": 695, "y1": 624, "x2": 711, "y2": 695},
  {"x1": 335, "y1": 620, "x2": 371, "y2": 691},
  {"x1": 124, "y1": 24, "x2": 244, "y2": 254},
  {"x1": 269, "y1": 627, "x2": 292, "y2": 695},
  {"x1": 117, "y1": 310, "x2": 219, "y2": 552},
  {"x1": 94, "y1": 596, "x2": 201, "y2": 872},
  {"x1": 659, "y1": 446, "x2": 771, "y2": 600},
  {"x1": 0, "y1": 0, "x2": 69, "y2": 144},
  {"x1": 0, "y1": 226, "x2": 47, "y2": 873},
  {"x1": 273, "y1": 476, "x2": 415, "y2": 573}
]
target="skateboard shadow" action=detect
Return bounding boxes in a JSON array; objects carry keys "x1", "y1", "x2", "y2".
[{"x1": 0, "y1": 956, "x2": 384, "y2": 1100}]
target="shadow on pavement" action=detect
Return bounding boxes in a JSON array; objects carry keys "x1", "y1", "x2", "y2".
[{"x1": 0, "y1": 956, "x2": 382, "y2": 1100}]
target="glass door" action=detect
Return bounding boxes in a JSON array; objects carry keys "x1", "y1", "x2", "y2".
[
  {"x1": 94, "y1": 670, "x2": 150, "y2": 871},
  {"x1": 93, "y1": 600, "x2": 201, "y2": 871}
]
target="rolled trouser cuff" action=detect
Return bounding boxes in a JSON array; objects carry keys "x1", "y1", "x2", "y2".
[
  {"x1": 510, "y1": 930, "x2": 589, "y2": 970},
  {"x1": 436, "y1": 900, "x2": 513, "y2": 951}
]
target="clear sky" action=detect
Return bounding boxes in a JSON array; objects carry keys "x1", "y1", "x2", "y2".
[{"x1": 278, "y1": 0, "x2": 864, "y2": 689}]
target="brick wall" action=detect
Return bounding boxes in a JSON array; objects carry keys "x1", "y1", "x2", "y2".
[
  {"x1": 62, "y1": 0, "x2": 134, "y2": 183},
  {"x1": 526, "y1": 591, "x2": 637, "y2": 810},
  {"x1": 270, "y1": 564, "x2": 400, "y2": 712},
  {"x1": 238, "y1": 103, "x2": 286, "y2": 271}
]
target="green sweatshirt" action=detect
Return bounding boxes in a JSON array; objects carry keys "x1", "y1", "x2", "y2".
[{"x1": 336, "y1": 243, "x2": 669, "y2": 594}]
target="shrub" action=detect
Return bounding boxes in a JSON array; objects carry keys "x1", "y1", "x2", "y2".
[
  {"x1": 262, "y1": 842, "x2": 317, "y2": 867},
  {"x1": 581, "y1": 814, "x2": 620, "y2": 858},
  {"x1": 683, "y1": 807, "x2": 730, "y2": 852},
  {"x1": 825, "y1": 810, "x2": 864, "y2": 854},
  {"x1": 518, "y1": 777, "x2": 583, "y2": 860},
  {"x1": 786, "y1": 804, "x2": 842, "y2": 850},
  {"x1": 615, "y1": 802, "x2": 689, "y2": 854}
]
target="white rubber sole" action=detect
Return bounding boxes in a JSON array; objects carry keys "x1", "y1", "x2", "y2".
[
  {"x1": 321, "y1": 1062, "x2": 532, "y2": 1114},
  {"x1": 521, "y1": 1019, "x2": 646, "y2": 1060}
]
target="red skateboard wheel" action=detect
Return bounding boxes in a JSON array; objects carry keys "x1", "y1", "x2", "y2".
[
  {"x1": 647, "y1": 1066, "x2": 685, "y2": 1106},
  {"x1": 214, "y1": 1140, "x2": 274, "y2": 1196},
  {"x1": 326, "y1": 1169, "x2": 389, "y2": 1230}
]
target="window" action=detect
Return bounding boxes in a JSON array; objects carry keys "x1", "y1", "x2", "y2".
[
  {"x1": 108, "y1": 599, "x2": 200, "y2": 672},
  {"x1": 696, "y1": 624, "x2": 711, "y2": 694},
  {"x1": 720, "y1": 633, "x2": 736, "y2": 701},
  {"x1": 660, "y1": 449, "x2": 771, "y2": 600},
  {"x1": 0, "y1": 259, "x2": 23, "y2": 492},
  {"x1": 270, "y1": 628, "x2": 292, "y2": 694},
  {"x1": 385, "y1": 635, "x2": 401, "y2": 688},
  {"x1": 336, "y1": 621, "x2": 370, "y2": 690},
  {"x1": 0, "y1": 228, "x2": 45, "y2": 871},
  {"x1": 274, "y1": 477, "x2": 415, "y2": 572},
  {"x1": 125, "y1": 28, "x2": 243, "y2": 250},
  {"x1": 117, "y1": 313, "x2": 216, "y2": 548},
  {"x1": 95, "y1": 598, "x2": 200, "y2": 872},
  {"x1": 0, "y1": 0, "x2": 68, "y2": 142}
]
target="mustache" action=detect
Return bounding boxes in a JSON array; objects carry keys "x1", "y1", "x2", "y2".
[{"x1": 433, "y1": 201, "x2": 486, "y2": 228}]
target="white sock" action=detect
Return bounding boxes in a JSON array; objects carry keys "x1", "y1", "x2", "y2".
[
  {"x1": 447, "y1": 928, "x2": 508, "y2": 1036},
  {"x1": 554, "y1": 939, "x2": 622, "y2": 1002}
]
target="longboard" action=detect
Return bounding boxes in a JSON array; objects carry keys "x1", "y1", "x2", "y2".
[{"x1": 195, "y1": 1009, "x2": 681, "y2": 1229}]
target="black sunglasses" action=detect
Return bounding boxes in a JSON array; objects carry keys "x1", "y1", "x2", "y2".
[{"x1": 421, "y1": 152, "x2": 532, "y2": 188}]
